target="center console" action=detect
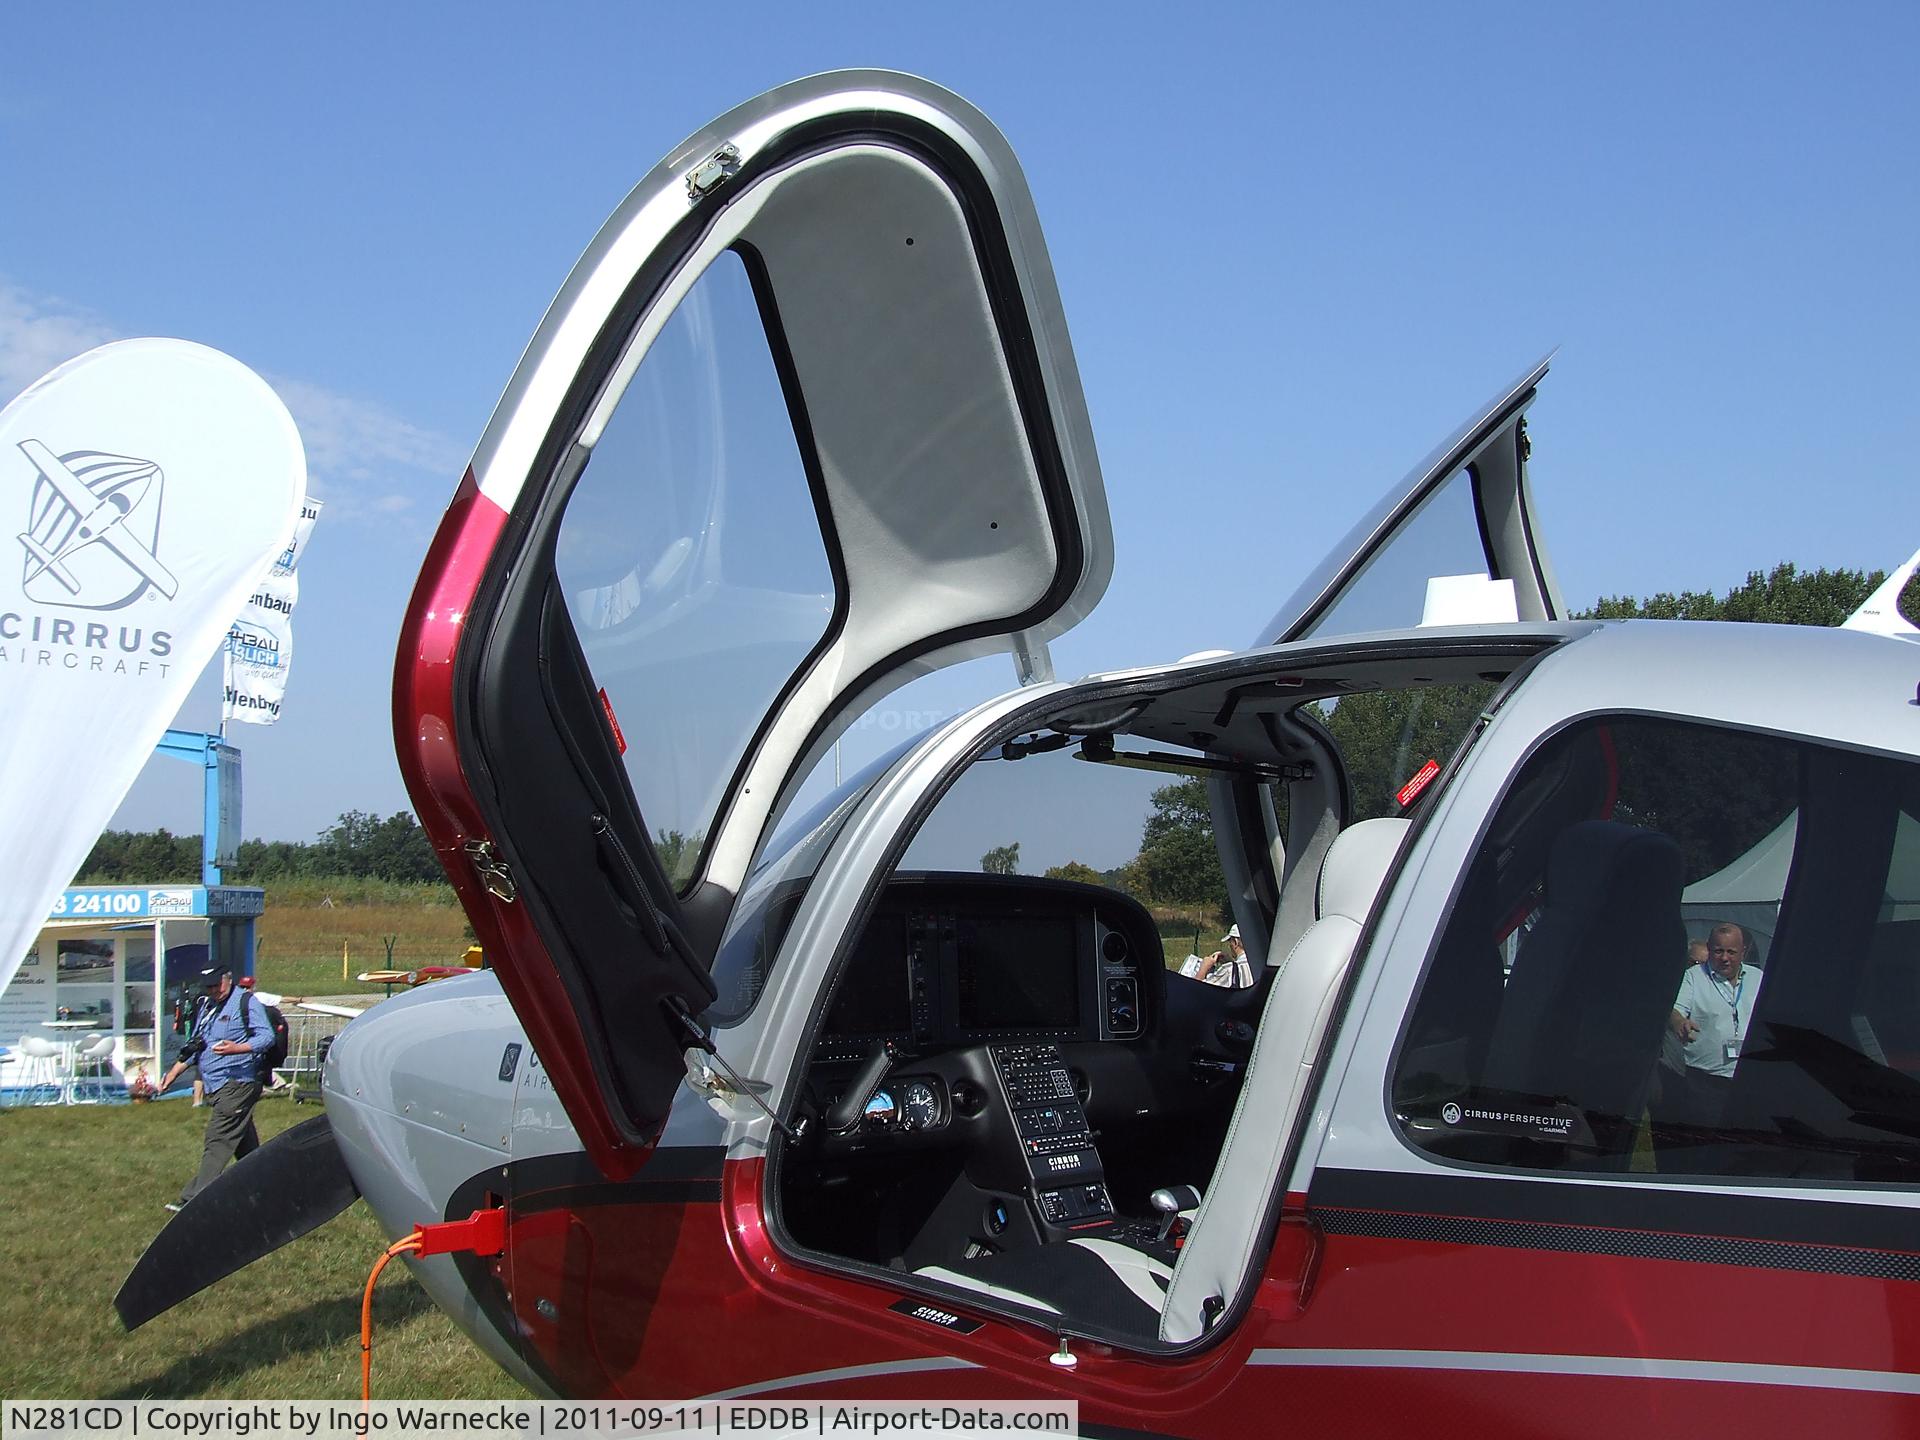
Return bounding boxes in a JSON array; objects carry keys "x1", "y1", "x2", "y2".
[{"x1": 991, "y1": 1042, "x2": 1112, "y2": 1228}]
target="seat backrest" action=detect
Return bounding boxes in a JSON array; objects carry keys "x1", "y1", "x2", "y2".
[
  {"x1": 1160, "y1": 816, "x2": 1408, "y2": 1342},
  {"x1": 1480, "y1": 819, "x2": 1684, "y2": 1160}
]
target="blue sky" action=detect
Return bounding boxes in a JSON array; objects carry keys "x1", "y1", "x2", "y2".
[{"x1": 2, "y1": 4, "x2": 1915, "y2": 849}]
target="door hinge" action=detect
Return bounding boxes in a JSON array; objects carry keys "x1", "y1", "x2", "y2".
[
  {"x1": 686, "y1": 143, "x2": 741, "y2": 202},
  {"x1": 1011, "y1": 632, "x2": 1054, "y2": 687},
  {"x1": 464, "y1": 839, "x2": 517, "y2": 903}
]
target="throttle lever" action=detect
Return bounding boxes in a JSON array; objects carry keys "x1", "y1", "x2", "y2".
[{"x1": 1151, "y1": 1184, "x2": 1203, "y2": 1242}]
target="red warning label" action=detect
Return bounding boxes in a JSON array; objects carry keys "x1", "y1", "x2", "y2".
[
  {"x1": 599, "y1": 687, "x2": 628, "y2": 755},
  {"x1": 1395, "y1": 758, "x2": 1441, "y2": 809}
]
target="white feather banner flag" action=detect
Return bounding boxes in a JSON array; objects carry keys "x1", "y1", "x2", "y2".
[{"x1": 0, "y1": 339, "x2": 305, "y2": 996}]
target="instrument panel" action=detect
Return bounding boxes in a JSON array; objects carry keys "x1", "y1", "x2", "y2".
[
  {"x1": 854, "y1": 1076, "x2": 947, "y2": 1134},
  {"x1": 813, "y1": 873, "x2": 1158, "y2": 1063}
]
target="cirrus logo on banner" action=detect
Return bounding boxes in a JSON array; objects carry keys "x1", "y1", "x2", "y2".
[
  {"x1": 19, "y1": 443, "x2": 178, "y2": 611},
  {"x1": 0, "y1": 339, "x2": 305, "y2": 999}
]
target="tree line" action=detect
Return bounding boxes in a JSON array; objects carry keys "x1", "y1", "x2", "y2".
[{"x1": 78, "y1": 809, "x2": 444, "y2": 886}]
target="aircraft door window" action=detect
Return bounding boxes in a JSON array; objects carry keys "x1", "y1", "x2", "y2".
[
  {"x1": 1393, "y1": 715, "x2": 1920, "y2": 1184},
  {"x1": 1292, "y1": 467, "x2": 1493, "y2": 640},
  {"x1": 1319, "y1": 680, "x2": 1499, "y2": 824},
  {"x1": 553, "y1": 250, "x2": 834, "y2": 891}
]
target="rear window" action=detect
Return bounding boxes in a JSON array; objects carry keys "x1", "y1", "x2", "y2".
[{"x1": 1394, "y1": 714, "x2": 1920, "y2": 1185}]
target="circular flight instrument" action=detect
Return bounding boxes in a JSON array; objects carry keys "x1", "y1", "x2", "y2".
[
  {"x1": 862, "y1": 1090, "x2": 898, "y2": 1130},
  {"x1": 901, "y1": 1080, "x2": 938, "y2": 1130}
]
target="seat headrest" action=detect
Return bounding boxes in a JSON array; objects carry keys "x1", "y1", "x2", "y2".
[
  {"x1": 1547, "y1": 819, "x2": 1680, "y2": 917},
  {"x1": 1318, "y1": 817, "x2": 1411, "y2": 923}
]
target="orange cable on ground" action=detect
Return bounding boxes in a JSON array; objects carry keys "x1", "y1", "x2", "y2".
[{"x1": 361, "y1": 1233, "x2": 424, "y2": 1402}]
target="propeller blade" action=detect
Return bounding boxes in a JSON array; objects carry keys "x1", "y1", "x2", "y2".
[{"x1": 114, "y1": 1112, "x2": 360, "y2": 1330}]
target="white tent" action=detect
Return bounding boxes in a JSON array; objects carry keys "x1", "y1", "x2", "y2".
[{"x1": 1682, "y1": 811, "x2": 1920, "y2": 964}]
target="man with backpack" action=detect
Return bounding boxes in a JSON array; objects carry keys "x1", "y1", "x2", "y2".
[
  {"x1": 236, "y1": 977, "x2": 295, "y2": 1089},
  {"x1": 157, "y1": 967, "x2": 275, "y2": 1211}
]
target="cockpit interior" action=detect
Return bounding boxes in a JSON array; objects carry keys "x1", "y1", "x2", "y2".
[{"x1": 769, "y1": 639, "x2": 1552, "y2": 1346}]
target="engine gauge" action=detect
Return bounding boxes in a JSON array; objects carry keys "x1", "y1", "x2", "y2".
[
  {"x1": 902, "y1": 1080, "x2": 939, "y2": 1131},
  {"x1": 862, "y1": 1089, "x2": 898, "y2": 1130}
]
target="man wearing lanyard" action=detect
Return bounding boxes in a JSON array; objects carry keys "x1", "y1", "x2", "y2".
[
  {"x1": 1668, "y1": 923, "x2": 1763, "y2": 1125},
  {"x1": 158, "y1": 967, "x2": 274, "y2": 1210}
]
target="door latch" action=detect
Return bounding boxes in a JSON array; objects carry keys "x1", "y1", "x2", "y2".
[
  {"x1": 464, "y1": 839, "x2": 517, "y2": 903},
  {"x1": 665, "y1": 996, "x2": 801, "y2": 1141},
  {"x1": 686, "y1": 143, "x2": 741, "y2": 202}
]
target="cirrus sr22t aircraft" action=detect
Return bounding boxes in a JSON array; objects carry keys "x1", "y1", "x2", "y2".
[{"x1": 120, "y1": 72, "x2": 1920, "y2": 1435}]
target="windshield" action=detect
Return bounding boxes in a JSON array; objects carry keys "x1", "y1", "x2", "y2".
[{"x1": 710, "y1": 734, "x2": 921, "y2": 1022}]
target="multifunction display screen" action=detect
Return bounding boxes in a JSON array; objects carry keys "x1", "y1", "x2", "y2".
[{"x1": 955, "y1": 915, "x2": 1080, "y2": 1031}]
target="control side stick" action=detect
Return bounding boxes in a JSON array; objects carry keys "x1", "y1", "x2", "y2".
[{"x1": 825, "y1": 1041, "x2": 895, "y2": 1134}]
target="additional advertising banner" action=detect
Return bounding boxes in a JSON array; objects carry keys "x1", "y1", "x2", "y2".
[
  {"x1": 0, "y1": 340, "x2": 305, "y2": 999},
  {"x1": 277, "y1": 495, "x2": 322, "y2": 574},
  {"x1": 222, "y1": 495, "x2": 320, "y2": 725},
  {"x1": 222, "y1": 569, "x2": 297, "y2": 725},
  {"x1": 223, "y1": 497, "x2": 320, "y2": 726},
  {"x1": 46, "y1": 886, "x2": 195, "y2": 920}
]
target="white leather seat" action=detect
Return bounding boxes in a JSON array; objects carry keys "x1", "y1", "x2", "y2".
[{"x1": 1159, "y1": 816, "x2": 1408, "y2": 1342}]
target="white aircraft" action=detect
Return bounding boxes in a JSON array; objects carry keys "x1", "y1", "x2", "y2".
[{"x1": 116, "y1": 72, "x2": 1920, "y2": 1431}]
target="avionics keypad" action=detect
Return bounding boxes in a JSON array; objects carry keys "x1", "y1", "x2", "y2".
[{"x1": 991, "y1": 1043, "x2": 1105, "y2": 1201}]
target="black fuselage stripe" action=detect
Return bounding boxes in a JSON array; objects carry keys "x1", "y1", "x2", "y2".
[
  {"x1": 497, "y1": 1146, "x2": 727, "y2": 1214},
  {"x1": 1311, "y1": 1167, "x2": 1920, "y2": 1278},
  {"x1": 1316, "y1": 1204, "x2": 1920, "y2": 1283},
  {"x1": 515, "y1": 1178, "x2": 722, "y2": 1212}
]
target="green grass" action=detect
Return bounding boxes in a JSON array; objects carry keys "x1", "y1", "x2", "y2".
[
  {"x1": 0, "y1": 1098, "x2": 529, "y2": 1399},
  {"x1": 251, "y1": 883, "x2": 474, "y2": 999},
  {"x1": 1151, "y1": 908, "x2": 1219, "y2": 970}
]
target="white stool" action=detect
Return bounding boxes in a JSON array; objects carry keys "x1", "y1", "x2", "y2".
[
  {"x1": 16, "y1": 1036, "x2": 68, "y2": 1105},
  {"x1": 72, "y1": 1034, "x2": 116, "y2": 1103}
]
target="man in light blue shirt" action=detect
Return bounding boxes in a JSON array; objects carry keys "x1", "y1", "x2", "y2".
[
  {"x1": 1667, "y1": 923, "x2": 1762, "y2": 1126},
  {"x1": 158, "y1": 967, "x2": 275, "y2": 1209},
  {"x1": 1671, "y1": 924, "x2": 1762, "y2": 1076}
]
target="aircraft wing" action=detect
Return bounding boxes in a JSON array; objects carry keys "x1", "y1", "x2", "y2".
[
  {"x1": 94, "y1": 517, "x2": 179, "y2": 598},
  {"x1": 18, "y1": 439, "x2": 104, "y2": 516},
  {"x1": 296, "y1": 1001, "x2": 371, "y2": 1020}
]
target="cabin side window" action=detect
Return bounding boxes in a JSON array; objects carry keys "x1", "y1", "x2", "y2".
[{"x1": 1392, "y1": 714, "x2": 1920, "y2": 1185}]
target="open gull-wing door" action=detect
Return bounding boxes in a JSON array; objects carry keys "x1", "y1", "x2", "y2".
[
  {"x1": 1258, "y1": 354, "x2": 1562, "y2": 645},
  {"x1": 395, "y1": 72, "x2": 1111, "y2": 1176}
]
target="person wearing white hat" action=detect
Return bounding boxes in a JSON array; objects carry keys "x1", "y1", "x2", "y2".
[{"x1": 1194, "y1": 924, "x2": 1254, "y2": 989}]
